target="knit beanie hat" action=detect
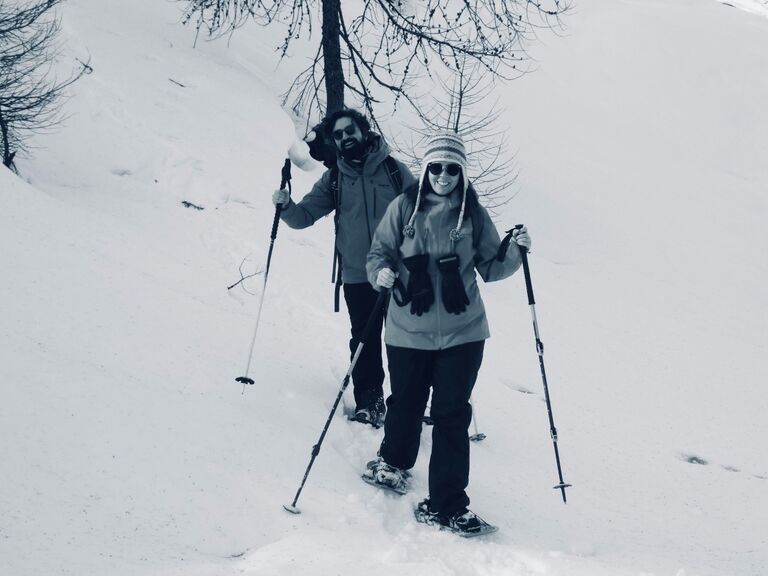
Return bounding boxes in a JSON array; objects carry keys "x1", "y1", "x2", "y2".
[{"x1": 404, "y1": 130, "x2": 470, "y2": 242}]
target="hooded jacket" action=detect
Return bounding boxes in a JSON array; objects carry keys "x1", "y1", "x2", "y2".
[
  {"x1": 278, "y1": 134, "x2": 417, "y2": 283},
  {"x1": 366, "y1": 186, "x2": 523, "y2": 350}
]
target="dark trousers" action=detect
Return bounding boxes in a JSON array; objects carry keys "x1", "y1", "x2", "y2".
[
  {"x1": 343, "y1": 282, "x2": 386, "y2": 410},
  {"x1": 380, "y1": 340, "x2": 485, "y2": 515}
]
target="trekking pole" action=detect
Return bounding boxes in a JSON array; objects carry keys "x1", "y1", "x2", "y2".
[
  {"x1": 469, "y1": 400, "x2": 486, "y2": 442},
  {"x1": 236, "y1": 159, "x2": 292, "y2": 391},
  {"x1": 283, "y1": 288, "x2": 389, "y2": 514},
  {"x1": 500, "y1": 224, "x2": 571, "y2": 503}
]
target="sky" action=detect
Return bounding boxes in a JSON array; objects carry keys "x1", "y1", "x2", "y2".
[{"x1": 1, "y1": 0, "x2": 767, "y2": 575}]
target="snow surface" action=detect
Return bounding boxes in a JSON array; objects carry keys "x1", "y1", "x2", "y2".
[
  {"x1": 718, "y1": 0, "x2": 768, "y2": 18},
  {"x1": 1, "y1": 0, "x2": 767, "y2": 575}
]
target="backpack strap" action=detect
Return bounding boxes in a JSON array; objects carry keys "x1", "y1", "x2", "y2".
[
  {"x1": 383, "y1": 156, "x2": 403, "y2": 194},
  {"x1": 330, "y1": 167, "x2": 343, "y2": 312}
]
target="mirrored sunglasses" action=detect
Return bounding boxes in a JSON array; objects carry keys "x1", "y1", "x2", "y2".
[{"x1": 428, "y1": 163, "x2": 461, "y2": 176}]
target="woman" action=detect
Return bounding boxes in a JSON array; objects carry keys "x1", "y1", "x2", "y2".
[{"x1": 362, "y1": 130, "x2": 531, "y2": 536}]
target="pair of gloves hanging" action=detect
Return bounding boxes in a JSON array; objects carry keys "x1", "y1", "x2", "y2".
[{"x1": 393, "y1": 254, "x2": 469, "y2": 316}]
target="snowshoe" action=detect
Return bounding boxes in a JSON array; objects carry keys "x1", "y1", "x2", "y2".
[
  {"x1": 414, "y1": 499, "x2": 498, "y2": 538},
  {"x1": 361, "y1": 457, "x2": 409, "y2": 495}
]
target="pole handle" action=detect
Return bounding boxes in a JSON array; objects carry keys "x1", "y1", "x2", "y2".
[
  {"x1": 270, "y1": 204, "x2": 283, "y2": 241},
  {"x1": 271, "y1": 159, "x2": 292, "y2": 240},
  {"x1": 280, "y1": 158, "x2": 292, "y2": 189},
  {"x1": 519, "y1": 246, "x2": 535, "y2": 306},
  {"x1": 506, "y1": 223, "x2": 535, "y2": 305}
]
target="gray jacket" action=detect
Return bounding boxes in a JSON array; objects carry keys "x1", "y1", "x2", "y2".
[
  {"x1": 278, "y1": 134, "x2": 417, "y2": 283},
  {"x1": 366, "y1": 190, "x2": 523, "y2": 350}
]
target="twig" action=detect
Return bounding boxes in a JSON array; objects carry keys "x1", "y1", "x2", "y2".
[
  {"x1": 227, "y1": 256, "x2": 262, "y2": 292},
  {"x1": 181, "y1": 200, "x2": 204, "y2": 210}
]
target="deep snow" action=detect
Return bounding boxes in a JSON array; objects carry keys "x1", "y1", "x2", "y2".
[{"x1": 1, "y1": 1, "x2": 767, "y2": 575}]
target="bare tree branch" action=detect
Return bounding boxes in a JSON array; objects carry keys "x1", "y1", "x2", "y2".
[
  {"x1": 181, "y1": 0, "x2": 570, "y2": 122},
  {"x1": 181, "y1": 0, "x2": 566, "y2": 206},
  {"x1": 391, "y1": 59, "x2": 519, "y2": 215},
  {"x1": 1, "y1": 0, "x2": 88, "y2": 171}
]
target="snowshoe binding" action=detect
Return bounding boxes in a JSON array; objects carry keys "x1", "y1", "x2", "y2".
[
  {"x1": 414, "y1": 499, "x2": 498, "y2": 538},
  {"x1": 361, "y1": 457, "x2": 409, "y2": 495}
]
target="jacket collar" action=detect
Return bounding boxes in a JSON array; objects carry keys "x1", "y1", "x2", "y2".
[{"x1": 336, "y1": 133, "x2": 391, "y2": 177}]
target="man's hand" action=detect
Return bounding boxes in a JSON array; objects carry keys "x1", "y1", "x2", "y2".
[{"x1": 272, "y1": 188, "x2": 290, "y2": 206}]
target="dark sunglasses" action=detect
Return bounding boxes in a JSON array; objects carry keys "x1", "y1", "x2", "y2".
[
  {"x1": 428, "y1": 162, "x2": 461, "y2": 176},
  {"x1": 332, "y1": 125, "x2": 357, "y2": 140}
]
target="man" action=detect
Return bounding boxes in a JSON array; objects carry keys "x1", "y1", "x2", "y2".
[{"x1": 272, "y1": 109, "x2": 417, "y2": 427}]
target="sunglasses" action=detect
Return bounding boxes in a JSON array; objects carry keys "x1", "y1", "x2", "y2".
[
  {"x1": 332, "y1": 125, "x2": 357, "y2": 140},
  {"x1": 428, "y1": 163, "x2": 461, "y2": 176}
]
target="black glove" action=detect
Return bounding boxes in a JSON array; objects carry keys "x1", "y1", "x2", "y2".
[
  {"x1": 437, "y1": 254, "x2": 469, "y2": 314},
  {"x1": 401, "y1": 254, "x2": 434, "y2": 316}
]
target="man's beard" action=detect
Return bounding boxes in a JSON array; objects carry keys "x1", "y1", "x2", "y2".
[{"x1": 339, "y1": 138, "x2": 367, "y2": 161}]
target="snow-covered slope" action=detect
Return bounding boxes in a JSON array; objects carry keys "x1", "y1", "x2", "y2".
[
  {"x1": 719, "y1": 0, "x2": 768, "y2": 18},
  {"x1": 1, "y1": 1, "x2": 767, "y2": 575}
]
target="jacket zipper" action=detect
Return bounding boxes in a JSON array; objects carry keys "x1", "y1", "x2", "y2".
[
  {"x1": 361, "y1": 176, "x2": 373, "y2": 243},
  {"x1": 435, "y1": 204, "x2": 453, "y2": 350}
]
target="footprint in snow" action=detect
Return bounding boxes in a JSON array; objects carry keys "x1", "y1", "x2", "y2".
[
  {"x1": 680, "y1": 453, "x2": 767, "y2": 479},
  {"x1": 499, "y1": 378, "x2": 536, "y2": 396},
  {"x1": 110, "y1": 168, "x2": 132, "y2": 177},
  {"x1": 679, "y1": 453, "x2": 709, "y2": 466}
]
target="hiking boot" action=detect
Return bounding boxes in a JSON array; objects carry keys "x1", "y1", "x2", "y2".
[
  {"x1": 414, "y1": 498, "x2": 498, "y2": 537},
  {"x1": 414, "y1": 498, "x2": 440, "y2": 525},
  {"x1": 441, "y1": 509, "x2": 484, "y2": 533},
  {"x1": 349, "y1": 397, "x2": 386, "y2": 428},
  {"x1": 369, "y1": 397, "x2": 386, "y2": 427},
  {"x1": 349, "y1": 407, "x2": 374, "y2": 425},
  {"x1": 361, "y1": 457, "x2": 409, "y2": 494}
]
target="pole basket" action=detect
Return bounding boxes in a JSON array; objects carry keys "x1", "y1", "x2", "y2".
[{"x1": 283, "y1": 504, "x2": 301, "y2": 515}]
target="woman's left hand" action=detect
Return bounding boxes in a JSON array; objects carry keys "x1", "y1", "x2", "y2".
[{"x1": 513, "y1": 225, "x2": 532, "y2": 251}]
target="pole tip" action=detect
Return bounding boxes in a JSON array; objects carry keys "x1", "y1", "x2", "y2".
[
  {"x1": 553, "y1": 482, "x2": 572, "y2": 503},
  {"x1": 283, "y1": 504, "x2": 301, "y2": 515}
]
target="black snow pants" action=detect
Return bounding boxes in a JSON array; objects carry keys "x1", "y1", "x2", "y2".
[
  {"x1": 379, "y1": 340, "x2": 485, "y2": 515},
  {"x1": 343, "y1": 282, "x2": 386, "y2": 410}
]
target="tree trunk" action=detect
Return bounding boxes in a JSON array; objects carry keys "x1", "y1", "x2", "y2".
[
  {"x1": 0, "y1": 107, "x2": 14, "y2": 169},
  {"x1": 321, "y1": 0, "x2": 344, "y2": 114}
]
